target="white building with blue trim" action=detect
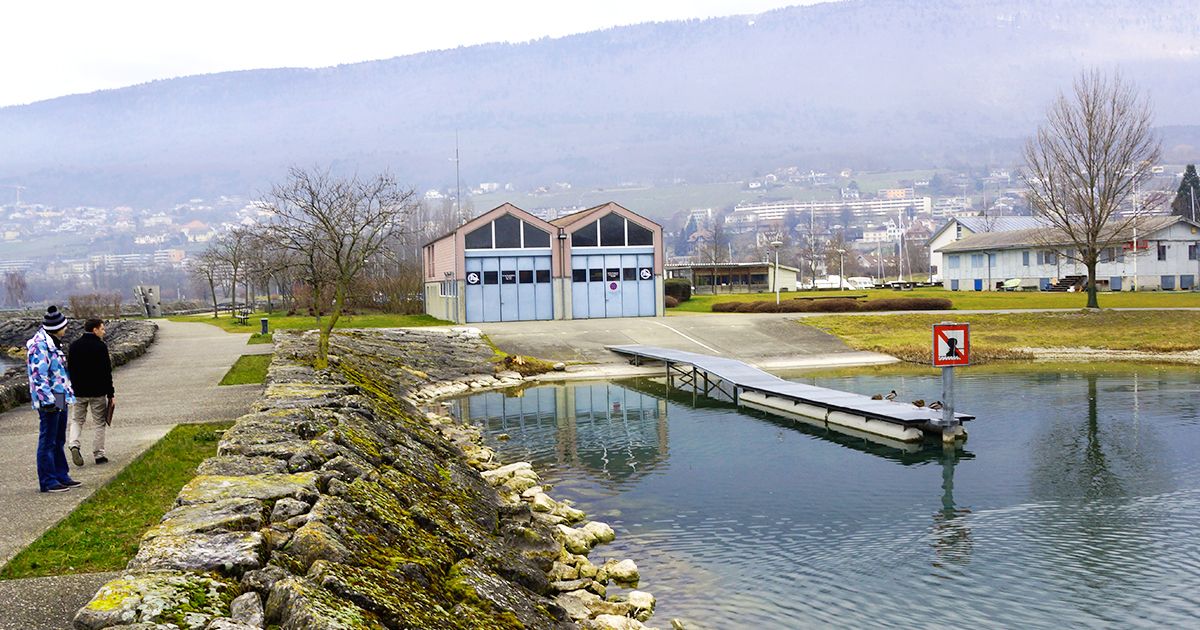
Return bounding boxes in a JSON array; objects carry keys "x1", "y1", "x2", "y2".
[{"x1": 935, "y1": 215, "x2": 1200, "y2": 291}]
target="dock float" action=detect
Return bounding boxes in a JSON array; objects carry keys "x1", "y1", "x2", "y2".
[{"x1": 607, "y1": 344, "x2": 973, "y2": 443}]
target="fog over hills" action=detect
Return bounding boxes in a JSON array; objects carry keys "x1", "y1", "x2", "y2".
[{"x1": 2, "y1": 0, "x2": 1198, "y2": 207}]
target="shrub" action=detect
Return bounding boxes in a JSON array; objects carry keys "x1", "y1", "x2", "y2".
[
  {"x1": 860, "y1": 297, "x2": 953, "y2": 312},
  {"x1": 664, "y1": 295, "x2": 680, "y2": 308},
  {"x1": 664, "y1": 278, "x2": 692, "y2": 302},
  {"x1": 707, "y1": 296, "x2": 952, "y2": 314},
  {"x1": 68, "y1": 293, "x2": 123, "y2": 320}
]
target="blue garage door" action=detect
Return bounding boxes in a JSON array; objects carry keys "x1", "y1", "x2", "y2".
[
  {"x1": 1110, "y1": 276, "x2": 1122, "y2": 292},
  {"x1": 465, "y1": 255, "x2": 552, "y2": 322},
  {"x1": 1162, "y1": 275, "x2": 1176, "y2": 291},
  {"x1": 571, "y1": 253, "x2": 656, "y2": 319},
  {"x1": 973, "y1": 279, "x2": 983, "y2": 291}
]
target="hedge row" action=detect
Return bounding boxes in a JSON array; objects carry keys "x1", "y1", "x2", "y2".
[{"x1": 711, "y1": 297, "x2": 952, "y2": 313}]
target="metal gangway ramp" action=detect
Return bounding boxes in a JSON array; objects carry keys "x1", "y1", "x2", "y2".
[{"x1": 608, "y1": 344, "x2": 973, "y2": 443}]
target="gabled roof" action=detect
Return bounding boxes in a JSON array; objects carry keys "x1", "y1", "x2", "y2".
[
  {"x1": 423, "y1": 202, "x2": 555, "y2": 247},
  {"x1": 927, "y1": 215, "x2": 1046, "y2": 243},
  {"x1": 550, "y1": 202, "x2": 662, "y2": 232},
  {"x1": 936, "y1": 215, "x2": 1192, "y2": 253}
]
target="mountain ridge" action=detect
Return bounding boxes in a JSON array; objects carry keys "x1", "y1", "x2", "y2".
[{"x1": 2, "y1": 0, "x2": 1198, "y2": 207}]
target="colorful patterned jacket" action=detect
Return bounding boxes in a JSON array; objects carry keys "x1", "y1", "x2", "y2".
[{"x1": 26, "y1": 327, "x2": 76, "y2": 410}]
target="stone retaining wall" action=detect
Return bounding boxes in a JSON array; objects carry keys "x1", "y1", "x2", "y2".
[
  {"x1": 0, "y1": 319, "x2": 158, "y2": 413},
  {"x1": 74, "y1": 328, "x2": 662, "y2": 630}
]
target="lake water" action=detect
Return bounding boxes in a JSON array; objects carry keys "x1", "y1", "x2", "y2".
[{"x1": 453, "y1": 368, "x2": 1200, "y2": 628}]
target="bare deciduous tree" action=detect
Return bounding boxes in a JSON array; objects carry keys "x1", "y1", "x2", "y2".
[
  {"x1": 1022, "y1": 70, "x2": 1163, "y2": 308},
  {"x1": 190, "y1": 249, "x2": 223, "y2": 318},
  {"x1": 212, "y1": 226, "x2": 253, "y2": 312},
  {"x1": 261, "y1": 166, "x2": 416, "y2": 367}
]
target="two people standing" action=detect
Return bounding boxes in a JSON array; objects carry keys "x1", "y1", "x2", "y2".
[{"x1": 26, "y1": 307, "x2": 115, "y2": 493}]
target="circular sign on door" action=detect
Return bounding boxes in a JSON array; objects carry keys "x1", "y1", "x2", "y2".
[
  {"x1": 608, "y1": 281, "x2": 620, "y2": 292},
  {"x1": 639, "y1": 267, "x2": 652, "y2": 280},
  {"x1": 466, "y1": 272, "x2": 481, "y2": 285}
]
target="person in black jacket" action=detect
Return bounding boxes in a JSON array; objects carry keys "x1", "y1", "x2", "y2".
[{"x1": 67, "y1": 318, "x2": 115, "y2": 465}]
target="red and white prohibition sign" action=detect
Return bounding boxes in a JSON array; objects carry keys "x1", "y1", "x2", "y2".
[{"x1": 932, "y1": 323, "x2": 970, "y2": 367}]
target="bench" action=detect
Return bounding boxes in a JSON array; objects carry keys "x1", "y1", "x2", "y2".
[{"x1": 234, "y1": 309, "x2": 251, "y2": 325}]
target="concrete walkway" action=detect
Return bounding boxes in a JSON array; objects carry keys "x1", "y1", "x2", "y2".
[
  {"x1": 474, "y1": 312, "x2": 894, "y2": 372},
  {"x1": 0, "y1": 319, "x2": 270, "y2": 630}
]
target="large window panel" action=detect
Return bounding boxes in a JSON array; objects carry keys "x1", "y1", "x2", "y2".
[
  {"x1": 524, "y1": 223, "x2": 550, "y2": 248},
  {"x1": 573, "y1": 221, "x2": 598, "y2": 247},
  {"x1": 465, "y1": 224, "x2": 492, "y2": 249},
  {"x1": 600, "y1": 213, "x2": 626, "y2": 246},
  {"x1": 628, "y1": 221, "x2": 653, "y2": 246},
  {"x1": 494, "y1": 214, "x2": 522, "y2": 248}
]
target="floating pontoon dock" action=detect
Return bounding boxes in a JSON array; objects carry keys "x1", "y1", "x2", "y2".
[{"x1": 608, "y1": 344, "x2": 973, "y2": 443}]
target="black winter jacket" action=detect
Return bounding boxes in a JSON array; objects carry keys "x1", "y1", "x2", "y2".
[{"x1": 67, "y1": 333, "x2": 114, "y2": 398}]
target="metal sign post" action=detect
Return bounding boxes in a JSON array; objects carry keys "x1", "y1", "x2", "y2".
[{"x1": 932, "y1": 322, "x2": 970, "y2": 443}]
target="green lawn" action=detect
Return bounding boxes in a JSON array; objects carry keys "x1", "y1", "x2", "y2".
[
  {"x1": 0, "y1": 421, "x2": 233, "y2": 579},
  {"x1": 219, "y1": 354, "x2": 271, "y2": 385},
  {"x1": 801, "y1": 310, "x2": 1200, "y2": 363},
  {"x1": 670, "y1": 287, "x2": 1200, "y2": 313},
  {"x1": 170, "y1": 310, "x2": 449, "y2": 334}
]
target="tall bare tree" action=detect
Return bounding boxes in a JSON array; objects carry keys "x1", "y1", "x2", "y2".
[
  {"x1": 190, "y1": 249, "x2": 223, "y2": 318},
  {"x1": 212, "y1": 226, "x2": 253, "y2": 312},
  {"x1": 1022, "y1": 70, "x2": 1163, "y2": 308},
  {"x1": 261, "y1": 167, "x2": 416, "y2": 367}
]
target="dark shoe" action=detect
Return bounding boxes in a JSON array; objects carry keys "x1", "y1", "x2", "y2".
[
  {"x1": 62, "y1": 479, "x2": 82, "y2": 487},
  {"x1": 42, "y1": 485, "x2": 69, "y2": 493},
  {"x1": 70, "y1": 447, "x2": 84, "y2": 467},
  {"x1": 95, "y1": 456, "x2": 109, "y2": 465}
]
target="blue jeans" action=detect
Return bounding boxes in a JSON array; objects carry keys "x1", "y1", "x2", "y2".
[{"x1": 36, "y1": 407, "x2": 73, "y2": 491}]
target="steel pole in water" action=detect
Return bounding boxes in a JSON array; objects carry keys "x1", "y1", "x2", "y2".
[{"x1": 942, "y1": 366, "x2": 955, "y2": 428}]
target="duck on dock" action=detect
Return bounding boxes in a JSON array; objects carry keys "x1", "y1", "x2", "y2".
[
  {"x1": 929, "y1": 401, "x2": 943, "y2": 410},
  {"x1": 911, "y1": 399, "x2": 925, "y2": 408},
  {"x1": 872, "y1": 390, "x2": 898, "y2": 401}
]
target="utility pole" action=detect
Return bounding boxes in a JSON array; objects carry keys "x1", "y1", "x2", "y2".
[{"x1": 454, "y1": 132, "x2": 463, "y2": 225}]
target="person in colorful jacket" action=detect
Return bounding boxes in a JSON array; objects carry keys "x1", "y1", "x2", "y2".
[{"x1": 26, "y1": 306, "x2": 80, "y2": 493}]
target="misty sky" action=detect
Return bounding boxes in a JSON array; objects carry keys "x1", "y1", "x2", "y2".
[{"x1": 1, "y1": 0, "x2": 827, "y2": 107}]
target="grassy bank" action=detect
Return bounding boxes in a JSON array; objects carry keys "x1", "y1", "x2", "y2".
[
  {"x1": 219, "y1": 354, "x2": 271, "y2": 385},
  {"x1": 801, "y1": 310, "x2": 1200, "y2": 363},
  {"x1": 0, "y1": 421, "x2": 233, "y2": 579},
  {"x1": 670, "y1": 287, "x2": 1200, "y2": 313},
  {"x1": 170, "y1": 311, "x2": 448, "y2": 335}
]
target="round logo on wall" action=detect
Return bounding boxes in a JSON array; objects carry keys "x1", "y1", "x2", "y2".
[
  {"x1": 639, "y1": 268, "x2": 652, "y2": 280},
  {"x1": 466, "y1": 272, "x2": 480, "y2": 285}
]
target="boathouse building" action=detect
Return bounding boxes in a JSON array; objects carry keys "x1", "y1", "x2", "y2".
[{"x1": 422, "y1": 202, "x2": 664, "y2": 323}]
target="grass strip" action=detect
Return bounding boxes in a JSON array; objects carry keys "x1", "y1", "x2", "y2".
[
  {"x1": 170, "y1": 310, "x2": 448, "y2": 333},
  {"x1": 801, "y1": 310, "x2": 1200, "y2": 363},
  {"x1": 219, "y1": 354, "x2": 271, "y2": 385},
  {"x1": 670, "y1": 287, "x2": 1200, "y2": 313},
  {"x1": 0, "y1": 421, "x2": 233, "y2": 579},
  {"x1": 247, "y1": 332, "x2": 274, "y2": 345}
]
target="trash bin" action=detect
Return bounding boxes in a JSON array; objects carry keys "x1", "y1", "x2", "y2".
[{"x1": 260, "y1": 318, "x2": 269, "y2": 335}]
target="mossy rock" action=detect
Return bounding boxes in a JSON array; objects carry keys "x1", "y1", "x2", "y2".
[
  {"x1": 74, "y1": 572, "x2": 234, "y2": 630},
  {"x1": 176, "y1": 473, "x2": 319, "y2": 506},
  {"x1": 144, "y1": 497, "x2": 266, "y2": 539}
]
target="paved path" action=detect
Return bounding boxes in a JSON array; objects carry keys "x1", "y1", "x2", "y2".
[{"x1": 0, "y1": 319, "x2": 269, "y2": 629}]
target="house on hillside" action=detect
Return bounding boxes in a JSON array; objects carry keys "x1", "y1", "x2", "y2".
[
  {"x1": 926, "y1": 216, "x2": 1045, "y2": 281},
  {"x1": 935, "y1": 215, "x2": 1200, "y2": 292}
]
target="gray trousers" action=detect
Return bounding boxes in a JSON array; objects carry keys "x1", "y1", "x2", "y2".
[{"x1": 68, "y1": 396, "x2": 109, "y2": 457}]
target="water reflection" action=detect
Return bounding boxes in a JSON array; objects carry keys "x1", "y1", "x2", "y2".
[
  {"x1": 456, "y1": 369, "x2": 1200, "y2": 628},
  {"x1": 455, "y1": 382, "x2": 669, "y2": 487}
]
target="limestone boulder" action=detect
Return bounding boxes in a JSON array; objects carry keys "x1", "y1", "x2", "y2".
[
  {"x1": 605, "y1": 559, "x2": 640, "y2": 586},
  {"x1": 584, "y1": 615, "x2": 647, "y2": 630},
  {"x1": 229, "y1": 591, "x2": 265, "y2": 627},
  {"x1": 128, "y1": 531, "x2": 266, "y2": 574},
  {"x1": 628, "y1": 590, "x2": 657, "y2": 622},
  {"x1": 73, "y1": 572, "x2": 233, "y2": 630},
  {"x1": 556, "y1": 525, "x2": 595, "y2": 555},
  {"x1": 270, "y1": 497, "x2": 311, "y2": 523},
  {"x1": 143, "y1": 498, "x2": 265, "y2": 539},
  {"x1": 554, "y1": 589, "x2": 602, "y2": 620},
  {"x1": 176, "y1": 473, "x2": 319, "y2": 506},
  {"x1": 206, "y1": 619, "x2": 261, "y2": 630},
  {"x1": 197, "y1": 455, "x2": 289, "y2": 476},
  {"x1": 582, "y1": 521, "x2": 616, "y2": 545}
]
